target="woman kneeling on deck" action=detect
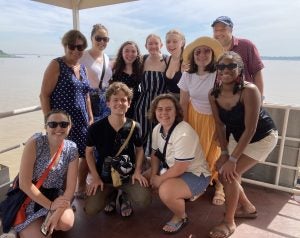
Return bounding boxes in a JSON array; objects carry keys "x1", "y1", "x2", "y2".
[
  {"x1": 15, "y1": 109, "x2": 78, "y2": 238},
  {"x1": 149, "y1": 94, "x2": 211, "y2": 234},
  {"x1": 208, "y1": 51, "x2": 278, "y2": 238}
]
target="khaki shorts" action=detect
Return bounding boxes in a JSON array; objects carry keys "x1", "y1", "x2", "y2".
[{"x1": 228, "y1": 130, "x2": 278, "y2": 162}]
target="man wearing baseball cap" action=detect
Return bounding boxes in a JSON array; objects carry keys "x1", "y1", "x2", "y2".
[{"x1": 211, "y1": 16, "x2": 264, "y2": 98}]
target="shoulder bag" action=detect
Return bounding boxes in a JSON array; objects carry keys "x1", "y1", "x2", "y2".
[
  {"x1": 0, "y1": 142, "x2": 64, "y2": 233},
  {"x1": 111, "y1": 120, "x2": 136, "y2": 187}
]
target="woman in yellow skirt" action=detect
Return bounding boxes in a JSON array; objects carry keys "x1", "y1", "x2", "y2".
[{"x1": 178, "y1": 36, "x2": 225, "y2": 205}]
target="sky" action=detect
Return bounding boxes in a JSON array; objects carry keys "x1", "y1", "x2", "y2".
[{"x1": 1, "y1": 0, "x2": 299, "y2": 56}]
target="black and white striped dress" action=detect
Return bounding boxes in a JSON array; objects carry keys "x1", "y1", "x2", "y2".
[{"x1": 135, "y1": 70, "x2": 166, "y2": 151}]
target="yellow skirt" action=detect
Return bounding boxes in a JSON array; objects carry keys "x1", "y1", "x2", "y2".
[{"x1": 188, "y1": 102, "x2": 220, "y2": 182}]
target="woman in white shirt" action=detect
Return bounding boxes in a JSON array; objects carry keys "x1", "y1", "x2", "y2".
[
  {"x1": 178, "y1": 36, "x2": 225, "y2": 205},
  {"x1": 149, "y1": 94, "x2": 211, "y2": 234}
]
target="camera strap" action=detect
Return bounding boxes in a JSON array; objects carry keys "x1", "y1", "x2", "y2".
[
  {"x1": 161, "y1": 121, "x2": 178, "y2": 169},
  {"x1": 115, "y1": 120, "x2": 136, "y2": 157}
]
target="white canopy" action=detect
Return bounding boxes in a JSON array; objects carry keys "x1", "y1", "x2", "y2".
[{"x1": 32, "y1": 0, "x2": 137, "y2": 29}]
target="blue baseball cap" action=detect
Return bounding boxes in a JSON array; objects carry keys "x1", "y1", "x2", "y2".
[{"x1": 211, "y1": 16, "x2": 233, "y2": 28}]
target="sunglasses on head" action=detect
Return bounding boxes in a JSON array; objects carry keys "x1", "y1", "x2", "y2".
[
  {"x1": 67, "y1": 44, "x2": 85, "y2": 51},
  {"x1": 47, "y1": 121, "x2": 70, "y2": 129},
  {"x1": 216, "y1": 63, "x2": 238, "y2": 70},
  {"x1": 94, "y1": 36, "x2": 110, "y2": 43}
]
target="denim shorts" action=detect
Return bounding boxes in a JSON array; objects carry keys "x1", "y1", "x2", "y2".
[{"x1": 180, "y1": 173, "x2": 211, "y2": 196}]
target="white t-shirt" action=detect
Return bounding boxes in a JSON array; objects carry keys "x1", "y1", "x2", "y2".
[
  {"x1": 152, "y1": 121, "x2": 211, "y2": 177},
  {"x1": 177, "y1": 71, "x2": 216, "y2": 115},
  {"x1": 80, "y1": 51, "x2": 112, "y2": 89}
]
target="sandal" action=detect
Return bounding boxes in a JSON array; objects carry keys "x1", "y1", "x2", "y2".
[
  {"x1": 104, "y1": 201, "x2": 116, "y2": 214},
  {"x1": 209, "y1": 222, "x2": 235, "y2": 238},
  {"x1": 162, "y1": 217, "x2": 189, "y2": 234},
  {"x1": 234, "y1": 210, "x2": 257, "y2": 219},
  {"x1": 119, "y1": 192, "x2": 133, "y2": 217},
  {"x1": 104, "y1": 190, "x2": 118, "y2": 215},
  {"x1": 212, "y1": 191, "x2": 225, "y2": 206}
]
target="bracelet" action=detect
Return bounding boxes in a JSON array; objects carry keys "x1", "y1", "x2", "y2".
[
  {"x1": 221, "y1": 150, "x2": 229, "y2": 156},
  {"x1": 229, "y1": 155, "x2": 238, "y2": 163},
  {"x1": 49, "y1": 201, "x2": 53, "y2": 211}
]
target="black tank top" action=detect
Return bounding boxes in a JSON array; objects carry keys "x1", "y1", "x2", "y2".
[
  {"x1": 216, "y1": 98, "x2": 276, "y2": 143},
  {"x1": 164, "y1": 56, "x2": 182, "y2": 94}
]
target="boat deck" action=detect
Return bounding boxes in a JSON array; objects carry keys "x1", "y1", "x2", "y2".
[{"x1": 54, "y1": 183, "x2": 300, "y2": 238}]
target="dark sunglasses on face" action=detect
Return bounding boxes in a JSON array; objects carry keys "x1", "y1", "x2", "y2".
[
  {"x1": 94, "y1": 36, "x2": 110, "y2": 43},
  {"x1": 47, "y1": 121, "x2": 70, "y2": 129},
  {"x1": 216, "y1": 63, "x2": 238, "y2": 70},
  {"x1": 68, "y1": 44, "x2": 85, "y2": 51}
]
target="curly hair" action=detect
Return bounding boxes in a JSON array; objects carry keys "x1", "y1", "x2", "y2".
[
  {"x1": 105, "y1": 82, "x2": 133, "y2": 102},
  {"x1": 148, "y1": 94, "x2": 183, "y2": 124},
  {"x1": 211, "y1": 51, "x2": 245, "y2": 98}
]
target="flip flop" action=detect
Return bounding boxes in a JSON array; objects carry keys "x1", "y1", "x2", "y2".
[
  {"x1": 162, "y1": 217, "x2": 189, "y2": 234},
  {"x1": 234, "y1": 210, "x2": 258, "y2": 219},
  {"x1": 209, "y1": 222, "x2": 235, "y2": 238}
]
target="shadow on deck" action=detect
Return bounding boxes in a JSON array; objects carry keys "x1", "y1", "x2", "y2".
[{"x1": 54, "y1": 184, "x2": 300, "y2": 238}]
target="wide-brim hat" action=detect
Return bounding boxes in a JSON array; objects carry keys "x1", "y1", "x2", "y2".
[{"x1": 182, "y1": 36, "x2": 224, "y2": 63}]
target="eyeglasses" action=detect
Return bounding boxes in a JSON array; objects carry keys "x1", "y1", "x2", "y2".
[
  {"x1": 94, "y1": 36, "x2": 110, "y2": 43},
  {"x1": 67, "y1": 44, "x2": 85, "y2": 51},
  {"x1": 216, "y1": 63, "x2": 238, "y2": 70},
  {"x1": 194, "y1": 48, "x2": 212, "y2": 56},
  {"x1": 47, "y1": 121, "x2": 70, "y2": 128}
]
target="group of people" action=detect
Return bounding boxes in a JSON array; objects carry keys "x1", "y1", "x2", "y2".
[{"x1": 8, "y1": 16, "x2": 278, "y2": 238}]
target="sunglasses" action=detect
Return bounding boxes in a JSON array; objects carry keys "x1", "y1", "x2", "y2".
[
  {"x1": 194, "y1": 48, "x2": 212, "y2": 56},
  {"x1": 67, "y1": 44, "x2": 85, "y2": 51},
  {"x1": 94, "y1": 36, "x2": 110, "y2": 43},
  {"x1": 216, "y1": 63, "x2": 238, "y2": 70},
  {"x1": 47, "y1": 121, "x2": 70, "y2": 129}
]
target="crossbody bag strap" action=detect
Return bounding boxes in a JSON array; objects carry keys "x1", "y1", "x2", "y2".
[
  {"x1": 99, "y1": 55, "x2": 106, "y2": 90},
  {"x1": 23, "y1": 141, "x2": 64, "y2": 205},
  {"x1": 162, "y1": 122, "x2": 178, "y2": 169},
  {"x1": 115, "y1": 120, "x2": 136, "y2": 157}
]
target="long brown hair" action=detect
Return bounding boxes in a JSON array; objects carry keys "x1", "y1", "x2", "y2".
[{"x1": 112, "y1": 41, "x2": 143, "y2": 83}]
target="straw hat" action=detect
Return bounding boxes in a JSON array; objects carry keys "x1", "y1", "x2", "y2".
[{"x1": 182, "y1": 36, "x2": 224, "y2": 63}]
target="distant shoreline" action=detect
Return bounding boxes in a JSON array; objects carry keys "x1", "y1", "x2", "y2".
[
  {"x1": 0, "y1": 50, "x2": 23, "y2": 58},
  {"x1": 1, "y1": 50, "x2": 300, "y2": 61},
  {"x1": 262, "y1": 56, "x2": 300, "y2": 61}
]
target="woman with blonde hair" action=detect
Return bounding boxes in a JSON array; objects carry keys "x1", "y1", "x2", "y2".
[{"x1": 164, "y1": 29, "x2": 186, "y2": 99}]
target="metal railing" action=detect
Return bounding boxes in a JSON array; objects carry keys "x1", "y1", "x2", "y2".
[{"x1": 0, "y1": 103, "x2": 300, "y2": 195}]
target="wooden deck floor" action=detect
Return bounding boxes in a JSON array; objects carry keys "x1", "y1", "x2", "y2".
[{"x1": 53, "y1": 184, "x2": 300, "y2": 238}]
